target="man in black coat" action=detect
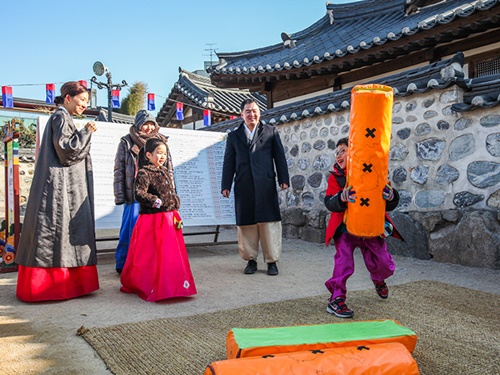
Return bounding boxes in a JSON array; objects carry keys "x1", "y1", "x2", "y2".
[{"x1": 221, "y1": 99, "x2": 290, "y2": 276}]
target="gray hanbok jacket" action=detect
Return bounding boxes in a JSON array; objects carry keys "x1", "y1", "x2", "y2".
[{"x1": 16, "y1": 107, "x2": 97, "y2": 268}]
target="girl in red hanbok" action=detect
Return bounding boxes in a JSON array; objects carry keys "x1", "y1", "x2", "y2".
[{"x1": 120, "y1": 138, "x2": 196, "y2": 302}]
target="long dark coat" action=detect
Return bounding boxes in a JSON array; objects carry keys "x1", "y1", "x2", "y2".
[
  {"x1": 16, "y1": 108, "x2": 97, "y2": 268},
  {"x1": 221, "y1": 121, "x2": 289, "y2": 226}
]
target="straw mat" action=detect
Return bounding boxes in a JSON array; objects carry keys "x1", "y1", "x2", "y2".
[{"x1": 81, "y1": 280, "x2": 500, "y2": 374}]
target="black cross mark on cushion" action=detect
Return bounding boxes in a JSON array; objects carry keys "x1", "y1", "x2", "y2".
[
  {"x1": 360, "y1": 198, "x2": 370, "y2": 206},
  {"x1": 365, "y1": 128, "x2": 376, "y2": 138},
  {"x1": 363, "y1": 163, "x2": 373, "y2": 172}
]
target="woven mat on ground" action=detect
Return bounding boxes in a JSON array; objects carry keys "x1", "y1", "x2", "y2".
[{"x1": 82, "y1": 280, "x2": 500, "y2": 375}]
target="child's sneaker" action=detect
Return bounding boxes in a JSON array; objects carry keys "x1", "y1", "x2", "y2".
[
  {"x1": 375, "y1": 281, "x2": 389, "y2": 299},
  {"x1": 326, "y1": 297, "x2": 354, "y2": 318}
]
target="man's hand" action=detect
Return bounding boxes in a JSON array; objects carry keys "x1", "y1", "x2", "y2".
[
  {"x1": 222, "y1": 189, "x2": 230, "y2": 198},
  {"x1": 280, "y1": 183, "x2": 289, "y2": 190}
]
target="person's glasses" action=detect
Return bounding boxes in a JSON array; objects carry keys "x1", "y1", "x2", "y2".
[{"x1": 335, "y1": 149, "x2": 346, "y2": 157}]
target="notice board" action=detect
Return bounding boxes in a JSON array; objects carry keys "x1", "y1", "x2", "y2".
[{"x1": 37, "y1": 116, "x2": 235, "y2": 229}]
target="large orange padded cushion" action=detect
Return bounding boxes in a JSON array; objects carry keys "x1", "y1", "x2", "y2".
[
  {"x1": 204, "y1": 342, "x2": 419, "y2": 375},
  {"x1": 226, "y1": 319, "x2": 417, "y2": 359},
  {"x1": 345, "y1": 84, "x2": 394, "y2": 237}
]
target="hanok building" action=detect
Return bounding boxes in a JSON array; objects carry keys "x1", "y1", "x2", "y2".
[
  {"x1": 155, "y1": 68, "x2": 266, "y2": 129},
  {"x1": 209, "y1": 0, "x2": 500, "y2": 107},
  {"x1": 204, "y1": 0, "x2": 500, "y2": 269}
]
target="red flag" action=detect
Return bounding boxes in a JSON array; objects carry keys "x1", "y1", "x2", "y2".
[
  {"x1": 230, "y1": 115, "x2": 237, "y2": 120},
  {"x1": 203, "y1": 110, "x2": 211, "y2": 126},
  {"x1": 112, "y1": 90, "x2": 120, "y2": 108},
  {"x1": 147, "y1": 93, "x2": 155, "y2": 111},
  {"x1": 176, "y1": 102, "x2": 184, "y2": 121},
  {"x1": 46, "y1": 83, "x2": 56, "y2": 104},
  {"x1": 2, "y1": 86, "x2": 14, "y2": 108}
]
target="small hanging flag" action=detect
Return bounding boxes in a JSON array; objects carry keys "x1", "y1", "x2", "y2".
[
  {"x1": 112, "y1": 90, "x2": 120, "y2": 108},
  {"x1": 176, "y1": 102, "x2": 184, "y2": 121},
  {"x1": 203, "y1": 109, "x2": 211, "y2": 126},
  {"x1": 229, "y1": 115, "x2": 237, "y2": 120},
  {"x1": 46, "y1": 83, "x2": 56, "y2": 104},
  {"x1": 1, "y1": 86, "x2": 14, "y2": 108},
  {"x1": 78, "y1": 80, "x2": 87, "y2": 88},
  {"x1": 147, "y1": 93, "x2": 155, "y2": 111}
]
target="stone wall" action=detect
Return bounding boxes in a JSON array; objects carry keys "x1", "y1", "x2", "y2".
[{"x1": 277, "y1": 86, "x2": 500, "y2": 269}]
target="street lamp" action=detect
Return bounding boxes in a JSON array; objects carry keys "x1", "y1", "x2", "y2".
[{"x1": 90, "y1": 61, "x2": 128, "y2": 123}]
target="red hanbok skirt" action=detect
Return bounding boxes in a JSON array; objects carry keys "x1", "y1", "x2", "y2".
[
  {"x1": 16, "y1": 265, "x2": 99, "y2": 302},
  {"x1": 120, "y1": 211, "x2": 197, "y2": 302}
]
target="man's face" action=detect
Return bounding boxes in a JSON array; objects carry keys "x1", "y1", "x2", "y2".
[
  {"x1": 241, "y1": 102, "x2": 260, "y2": 128},
  {"x1": 335, "y1": 144, "x2": 348, "y2": 169}
]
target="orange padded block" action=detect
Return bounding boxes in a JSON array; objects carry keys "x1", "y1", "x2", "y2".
[
  {"x1": 204, "y1": 342, "x2": 420, "y2": 375},
  {"x1": 345, "y1": 84, "x2": 394, "y2": 237},
  {"x1": 226, "y1": 320, "x2": 417, "y2": 359}
]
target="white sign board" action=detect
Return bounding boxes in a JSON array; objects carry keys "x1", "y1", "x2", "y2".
[{"x1": 37, "y1": 116, "x2": 235, "y2": 229}]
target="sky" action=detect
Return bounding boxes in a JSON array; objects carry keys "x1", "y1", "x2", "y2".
[{"x1": 1, "y1": 0, "x2": 351, "y2": 118}]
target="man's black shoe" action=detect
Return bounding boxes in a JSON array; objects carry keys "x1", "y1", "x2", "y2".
[
  {"x1": 267, "y1": 262, "x2": 279, "y2": 276},
  {"x1": 244, "y1": 260, "x2": 257, "y2": 274}
]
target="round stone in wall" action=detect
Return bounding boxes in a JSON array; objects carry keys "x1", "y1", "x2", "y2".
[
  {"x1": 423, "y1": 110, "x2": 438, "y2": 120},
  {"x1": 393, "y1": 102, "x2": 402, "y2": 113},
  {"x1": 313, "y1": 154, "x2": 331, "y2": 170},
  {"x1": 341, "y1": 125, "x2": 349, "y2": 134},
  {"x1": 449, "y1": 133, "x2": 475, "y2": 161},
  {"x1": 320, "y1": 127, "x2": 329, "y2": 137},
  {"x1": 390, "y1": 143, "x2": 409, "y2": 161},
  {"x1": 422, "y1": 98, "x2": 435, "y2": 108},
  {"x1": 300, "y1": 131, "x2": 308, "y2": 140},
  {"x1": 453, "y1": 191, "x2": 484, "y2": 208},
  {"x1": 313, "y1": 140, "x2": 326, "y2": 151},
  {"x1": 335, "y1": 116, "x2": 345, "y2": 125},
  {"x1": 392, "y1": 166, "x2": 407, "y2": 184},
  {"x1": 310, "y1": 128, "x2": 318, "y2": 138},
  {"x1": 410, "y1": 165, "x2": 429, "y2": 185},
  {"x1": 454, "y1": 117, "x2": 472, "y2": 131},
  {"x1": 307, "y1": 172, "x2": 324, "y2": 188},
  {"x1": 298, "y1": 158, "x2": 310, "y2": 170},
  {"x1": 439, "y1": 89, "x2": 458, "y2": 103},
  {"x1": 442, "y1": 106, "x2": 453, "y2": 116},
  {"x1": 284, "y1": 134, "x2": 290, "y2": 142},
  {"x1": 303, "y1": 121, "x2": 313, "y2": 129},
  {"x1": 290, "y1": 144, "x2": 299, "y2": 157},
  {"x1": 406, "y1": 115, "x2": 418, "y2": 123},
  {"x1": 486, "y1": 133, "x2": 500, "y2": 157},
  {"x1": 437, "y1": 120, "x2": 449, "y2": 130},
  {"x1": 486, "y1": 189, "x2": 500, "y2": 208},
  {"x1": 416, "y1": 138, "x2": 445, "y2": 161},
  {"x1": 315, "y1": 119, "x2": 323, "y2": 127},
  {"x1": 415, "y1": 123, "x2": 431, "y2": 136},
  {"x1": 480, "y1": 115, "x2": 500, "y2": 128},
  {"x1": 302, "y1": 142, "x2": 312, "y2": 153},
  {"x1": 435, "y1": 164, "x2": 459, "y2": 185},
  {"x1": 324, "y1": 117, "x2": 333, "y2": 126},
  {"x1": 397, "y1": 190, "x2": 412, "y2": 209},
  {"x1": 302, "y1": 192, "x2": 315, "y2": 208},
  {"x1": 327, "y1": 139, "x2": 336, "y2": 150},
  {"x1": 467, "y1": 161, "x2": 500, "y2": 188},
  {"x1": 330, "y1": 127, "x2": 339, "y2": 136},
  {"x1": 392, "y1": 117, "x2": 404, "y2": 125},
  {"x1": 397, "y1": 128, "x2": 411, "y2": 140},
  {"x1": 405, "y1": 100, "x2": 417, "y2": 112},
  {"x1": 290, "y1": 133, "x2": 299, "y2": 143},
  {"x1": 415, "y1": 190, "x2": 445, "y2": 208},
  {"x1": 291, "y1": 175, "x2": 306, "y2": 190}
]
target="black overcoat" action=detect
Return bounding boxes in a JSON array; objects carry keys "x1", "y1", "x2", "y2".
[{"x1": 221, "y1": 122, "x2": 290, "y2": 226}]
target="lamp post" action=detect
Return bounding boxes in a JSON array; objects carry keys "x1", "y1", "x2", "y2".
[{"x1": 90, "y1": 61, "x2": 127, "y2": 123}]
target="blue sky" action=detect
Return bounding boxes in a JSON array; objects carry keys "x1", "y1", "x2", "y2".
[{"x1": 1, "y1": 0, "x2": 351, "y2": 117}]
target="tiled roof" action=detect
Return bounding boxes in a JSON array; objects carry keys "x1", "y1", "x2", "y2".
[
  {"x1": 202, "y1": 53, "x2": 467, "y2": 132},
  {"x1": 156, "y1": 68, "x2": 266, "y2": 125},
  {"x1": 451, "y1": 74, "x2": 500, "y2": 112},
  {"x1": 209, "y1": 0, "x2": 499, "y2": 79}
]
